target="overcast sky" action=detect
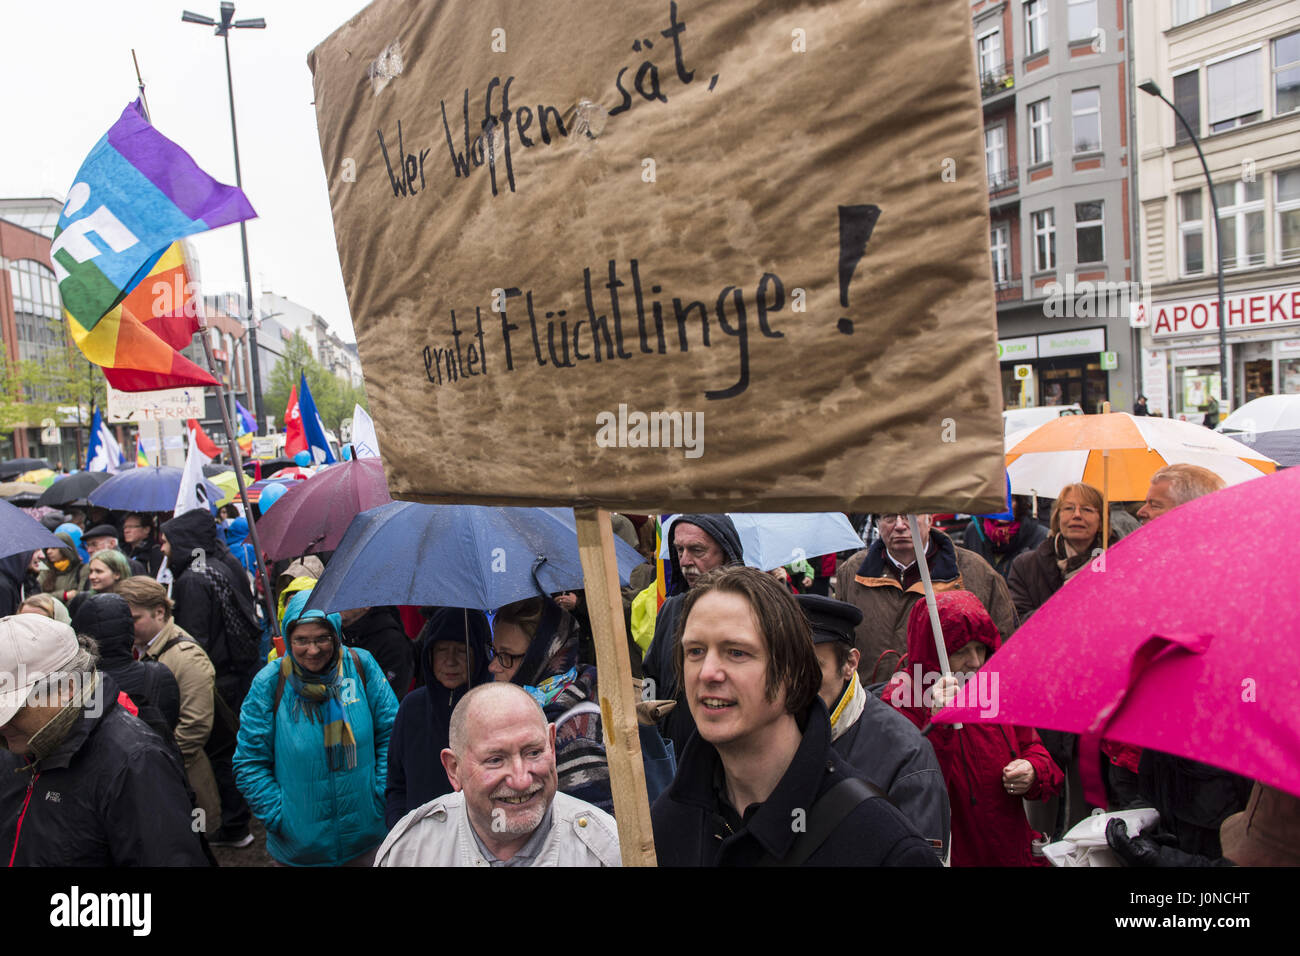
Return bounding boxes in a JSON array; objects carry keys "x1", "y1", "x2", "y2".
[{"x1": 0, "y1": 0, "x2": 370, "y2": 342}]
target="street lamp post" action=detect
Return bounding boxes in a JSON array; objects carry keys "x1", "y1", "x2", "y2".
[
  {"x1": 182, "y1": 2, "x2": 266, "y2": 431},
  {"x1": 1138, "y1": 79, "x2": 1228, "y2": 422}
]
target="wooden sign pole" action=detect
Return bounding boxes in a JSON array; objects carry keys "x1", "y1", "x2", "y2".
[{"x1": 574, "y1": 507, "x2": 657, "y2": 867}]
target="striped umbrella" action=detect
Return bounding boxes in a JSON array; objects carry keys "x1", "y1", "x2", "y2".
[{"x1": 1005, "y1": 412, "x2": 1276, "y2": 503}]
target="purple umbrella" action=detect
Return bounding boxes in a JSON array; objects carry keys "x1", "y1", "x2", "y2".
[{"x1": 253, "y1": 458, "x2": 392, "y2": 560}]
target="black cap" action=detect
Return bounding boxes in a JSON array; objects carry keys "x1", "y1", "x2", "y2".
[
  {"x1": 796, "y1": 594, "x2": 862, "y2": 646},
  {"x1": 83, "y1": 524, "x2": 120, "y2": 541}
]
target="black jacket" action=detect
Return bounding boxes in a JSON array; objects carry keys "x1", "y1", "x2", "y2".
[
  {"x1": 642, "y1": 515, "x2": 744, "y2": 756},
  {"x1": 70, "y1": 593, "x2": 181, "y2": 747},
  {"x1": 161, "y1": 510, "x2": 260, "y2": 700},
  {"x1": 962, "y1": 518, "x2": 1049, "y2": 580},
  {"x1": 651, "y1": 701, "x2": 940, "y2": 867},
  {"x1": 127, "y1": 537, "x2": 166, "y2": 579},
  {"x1": 343, "y1": 606, "x2": 414, "y2": 702},
  {"x1": 0, "y1": 673, "x2": 210, "y2": 866},
  {"x1": 385, "y1": 608, "x2": 491, "y2": 828},
  {"x1": 0, "y1": 552, "x2": 33, "y2": 617}
]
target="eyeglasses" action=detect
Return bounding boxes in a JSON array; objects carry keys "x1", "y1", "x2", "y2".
[
  {"x1": 488, "y1": 645, "x2": 524, "y2": 669},
  {"x1": 290, "y1": 636, "x2": 334, "y2": 649},
  {"x1": 1057, "y1": 504, "x2": 1099, "y2": 516}
]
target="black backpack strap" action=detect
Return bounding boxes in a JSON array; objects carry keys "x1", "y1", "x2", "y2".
[{"x1": 765, "y1": 775, "x2": 884, "y2": 867}]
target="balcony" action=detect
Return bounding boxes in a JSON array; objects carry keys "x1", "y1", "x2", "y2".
[
  {"x1": 994, "y1": 272, "x2": 1023, "y2": 304},
  {"x1": 987, "y1": 165, "x2": 1019, "y2": 195},
  {"x1": 980, "y1": 62, "x2": 1015, "y2": 100}
]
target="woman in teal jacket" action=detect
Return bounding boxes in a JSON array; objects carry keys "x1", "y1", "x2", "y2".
[{"x1": 234, "y1": 589, "x2": 399, "y2": 866}]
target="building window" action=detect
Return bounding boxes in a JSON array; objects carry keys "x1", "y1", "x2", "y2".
[
  {"x1": 1179, "y1": 190, "x2": 1204, "y2": 276},
  {"x1": 1173, "y1": 0, "x2": 1199, "y2": 26},
  {"x1": 1032, "y1": 209, "x2": 1056, "y2": 272},
  {"x1": 1278, "y1": 168, "x2": 1300, "y2": 263},
  {"x1": 1209, "y1": 0, "x2": 1237, "y2": 11},
  {"x1": 1025, "y1": 1, "x2": 1047, "y2": 55},
  {"x1": 1072, "y1": 88, "x2": 1102, "y2": 152},
  {"x1": 991, "y1": 223, "x2": 1011, "y2": 283},
  {"x1": 1075, "y1": 201, "x2": 1105, "y2": 263},
  {"x1": 1207, "y1": 49, "x2": 1262, "y2": 132},
  {"x1": 1068, "y1": 0, "x2": 1097, "y2": 42},
  {"x1": 1028, "y1": 98, "x2": 1051, "y2": 165},
  {"x1": 1173, "y1": 70, "x2": 1200, "y2": 145},
  {"x1": 977, "y1": 29, "x2": 1003, "y2": 83},
  {"x1": 1214, "y1": 179, "x2": 1265, "y2": 270},
  {"x1": 1276, "y1": 31, "x2": 1300, "y2": 116},
  {"x1": 985, "y1": 125, "x2": 1006, "y2": 184}
]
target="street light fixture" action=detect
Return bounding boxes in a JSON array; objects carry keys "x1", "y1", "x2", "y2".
[
  {"x1": 1138, "y1": 79, "x2": 1228, "y2": 421},
  {"x1": 182, "y1": 3, "x2": 267, "y2": 430}
]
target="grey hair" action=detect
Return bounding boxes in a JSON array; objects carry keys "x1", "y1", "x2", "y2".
[
  {"x1": 1149, "y1": 464, "x2": 1225, "y2": 506},
  {"x1": 447, "y1": 682, "x2": 545, "y2": 756}
]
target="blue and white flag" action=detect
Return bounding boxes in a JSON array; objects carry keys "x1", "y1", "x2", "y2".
[
  {"x1": 298, "y1": 373, "x2": 337, "y2": 464},
  {"x1": 85, "y1": 406, "x2": 125, "y2": 473}
]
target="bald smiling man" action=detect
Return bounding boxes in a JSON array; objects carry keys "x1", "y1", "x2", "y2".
[{"x1": 374, "y1": 682, "x2": 621, "y2": 867}]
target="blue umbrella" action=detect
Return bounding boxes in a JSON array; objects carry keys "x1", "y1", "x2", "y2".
[
  {"x1": 306, "y1": 503, "x2": 645, "y2": 613},
  {"x1": 87, "y1": 466, "x2": 221, "y2": 513},
  {"x1": 0, "y1": 499, "x2": 66, "y2": 559},
  {"x1": 659, "y1": 512, "x2": 865, "y2": 570}
]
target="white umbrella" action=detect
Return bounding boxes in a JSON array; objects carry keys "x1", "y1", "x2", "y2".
[{"x1": 659, "y1": 513, "x2": 863, "y2": 570}]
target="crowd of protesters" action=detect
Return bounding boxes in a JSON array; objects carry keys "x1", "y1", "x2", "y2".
[{"x1": 1, "y1": 467, "x2": 1294, "y2": 867}]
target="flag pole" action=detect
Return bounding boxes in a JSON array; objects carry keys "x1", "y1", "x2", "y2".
[
  {"x1": 197, "y1": 325, "x2": 282, "y2": 653},
  {"x1": 909, "y1": 514, "x2": 960, "y2": 730}
]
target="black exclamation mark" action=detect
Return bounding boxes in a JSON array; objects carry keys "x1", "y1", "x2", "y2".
[{"x1": 836, "y1": 204, "x2": 881, "y2": 334}]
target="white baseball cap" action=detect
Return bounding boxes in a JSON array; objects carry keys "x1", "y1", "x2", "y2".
[{"x1": 0, "y1": 615, "x2": 79, "y2": 726}]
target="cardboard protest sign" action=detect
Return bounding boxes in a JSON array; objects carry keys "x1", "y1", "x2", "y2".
[{"x1": 308, "y1": 0, "x2": 1006, "y2": 513}]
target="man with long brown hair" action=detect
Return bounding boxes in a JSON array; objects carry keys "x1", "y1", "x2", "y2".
[{"x1": 649, "y1": 565, "x2": 938, "y2": 866}]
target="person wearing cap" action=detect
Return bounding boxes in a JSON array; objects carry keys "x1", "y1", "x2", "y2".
[
  {"x1": 799, "y1": 593, "x2": 950, "y2": 861},
  {"x1": 83, "y1": 524, "x2": 147, "y2": 577},
  {"x1": 0, "y1": 614, "x2": 209, "y2": 865}
]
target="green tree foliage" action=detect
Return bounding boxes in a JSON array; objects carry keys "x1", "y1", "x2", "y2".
[
  {"x1": 0, "y1": 321, "x2": 105, "y2": 436},
  {"x1": 263, "y1": 332, "x2": 368, "y2": 435}
]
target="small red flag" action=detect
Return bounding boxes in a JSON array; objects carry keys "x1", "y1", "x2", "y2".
[
  {"x1": 187, "y1": 420, "x2": 221, "y2": 458},
  {"x1": 284, "y1": 385, "x2": 307, "y2": 458}
]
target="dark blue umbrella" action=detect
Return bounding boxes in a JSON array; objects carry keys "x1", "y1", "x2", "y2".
[
  {"x1": 87, "y1": 466, "x2": 221, "y2": 513},
  {"x1": 306, "y1": 502, "x2": 645, "y2": 613},
  {"x1": 0, "y1": 499, "x2": 66, "y2": 559}
]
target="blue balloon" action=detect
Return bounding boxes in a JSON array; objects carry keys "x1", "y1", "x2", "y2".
[
  {"x1": 259, "y1": 482, "x2": 288, "y2": 512},
  {"x1": 293, "y1": 450, "x2": 312, "y2": 467}
]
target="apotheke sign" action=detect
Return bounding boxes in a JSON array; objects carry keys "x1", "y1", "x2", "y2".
[{"x1": 1151, "y1": 285, "x2": 1300, "y2": 339}]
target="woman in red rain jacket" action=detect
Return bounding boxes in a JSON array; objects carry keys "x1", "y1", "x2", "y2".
[{"x1": 881, "y1": 590, "x2": 1063, "y2": 866}]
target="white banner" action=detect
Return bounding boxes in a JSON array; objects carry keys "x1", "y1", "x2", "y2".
[
  {"x1": 350, "y1": 404, "x2": 381, "y2": 459},
  {"x1": 173, "y1": 433, "x2": 213, "y2": 517},
  {"x1": 107, "y1": 386, "x2": 205, "y2": 423}
]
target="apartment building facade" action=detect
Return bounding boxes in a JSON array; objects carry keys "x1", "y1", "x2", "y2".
[
  {"x1": 1133, "y1": 0, "x2": 1300, "y2": 421},
  {"x1": 975, "y1": 0, "x2": 1138, "y2": 412}
]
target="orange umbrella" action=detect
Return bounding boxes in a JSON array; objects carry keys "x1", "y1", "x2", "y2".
[{"x1": 1005, "y1": 412, "x2": 1276, "y2": 504}]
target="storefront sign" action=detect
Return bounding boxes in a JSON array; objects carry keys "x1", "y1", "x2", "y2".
[
  {"x1": 1151, "y1": 285, "x2": 1300, "y2": 339},
  {"x1": 1172, "y1": 346, "x2": 1221, "y2": 364},
  {"x1": 1038, "y1": 328, "x2": 1106, "y2": 358},
  {"x1": 998, "y1": 336, "x2": 1038, "y2": 362},
  {"x1": 1099, "y1": 351, "x2": 1118, "y2": 371}
]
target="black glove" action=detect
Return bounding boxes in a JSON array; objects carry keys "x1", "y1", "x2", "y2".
[
  {"x1": 1106, "y1": 817, "x2": 1162, "y2": 867},
  {"x1": 1107, "y1": 818, "x2": 1232, "y2": 867}
]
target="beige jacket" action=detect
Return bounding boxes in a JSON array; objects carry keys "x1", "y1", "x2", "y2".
[
  {"x1": 144, "y1": 618, "x2": 221, "y2": 826},
  {"x1": 374, "y1": 791, "x2": 621, "y2": 867}
]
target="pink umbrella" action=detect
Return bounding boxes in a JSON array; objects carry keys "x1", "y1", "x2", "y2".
[
  {"x1": 933, "y1": 466, "x2": 1300, "y2": 802},
  {"x1": 253, "y1": 457, "x2": 392, "y2": 560}
]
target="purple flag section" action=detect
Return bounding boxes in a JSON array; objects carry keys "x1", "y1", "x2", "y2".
[{"x1": 105, "y1": 100, "x2": 255, "y2": 227}]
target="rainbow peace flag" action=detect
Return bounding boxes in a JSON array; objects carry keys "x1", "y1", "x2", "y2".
[{"x1": 52, "y1": 100, "x2": 255, "y2": 391}]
